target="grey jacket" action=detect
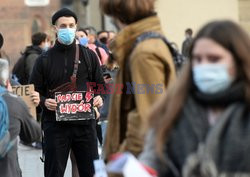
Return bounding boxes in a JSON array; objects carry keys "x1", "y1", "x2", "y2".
[{"x1": 0, "y1": 92, "x2": 41, "y2": 177}]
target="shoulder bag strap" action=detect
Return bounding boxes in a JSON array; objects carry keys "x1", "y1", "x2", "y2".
[{"x1": 71, "y1": 44, "x2": 80, "y2": 82}]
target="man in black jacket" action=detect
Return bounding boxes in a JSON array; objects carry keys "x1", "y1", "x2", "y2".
[{"x1": 29, "y1": 8, "x2": 104, "y2": 177}]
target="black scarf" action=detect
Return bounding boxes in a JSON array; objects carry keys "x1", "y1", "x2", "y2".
[
  {"x1": 191, "y1": 81, "x2": 245, "y2": 107},
  {"x1": 176, "y1": 82, "x2": 250, "y2": 177}
]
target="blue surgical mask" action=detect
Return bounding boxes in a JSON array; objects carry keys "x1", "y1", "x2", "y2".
[
  {"x1": 192, "y1": 64, "x2": 234, "y2": 94},
  {"x1": 79, "y1": 37, "x2": 88, "y2": 46},
  {"x1": 57, "y1": 28, "x2": 76, "y2": 45}
]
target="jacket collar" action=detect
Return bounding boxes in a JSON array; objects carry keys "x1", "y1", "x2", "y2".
[{"x1": 54, "y1": 39, "x2": 76, "y2": 51}]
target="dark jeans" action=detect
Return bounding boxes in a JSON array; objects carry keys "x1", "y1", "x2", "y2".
[{"x1": 43, "y1": 120, "x2": 98, "y2": 177}]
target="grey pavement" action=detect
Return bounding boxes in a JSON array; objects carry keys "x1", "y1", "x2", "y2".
[{"x1": 18, "y1": 143, "x2": 72, "y2": 177}]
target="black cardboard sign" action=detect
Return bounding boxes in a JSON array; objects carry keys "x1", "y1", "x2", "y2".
[{"x1": 55, "y1": 91, "x2": 95, "y2": 121}]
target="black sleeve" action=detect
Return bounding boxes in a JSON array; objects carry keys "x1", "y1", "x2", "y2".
[
  {"x1": 17, "y1": 98, "x2": 41, "y2": 143},
  {"x1": 29, "y1": 54, "x2": 47, "y2": 107}
]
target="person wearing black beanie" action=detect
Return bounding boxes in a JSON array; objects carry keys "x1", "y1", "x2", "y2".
[
  {"x1": 52, "y1": 8, "x2": 78, "y2": 25},
  {"x1": 30, "y1": 8, "x2": 105, "y2": 177}
]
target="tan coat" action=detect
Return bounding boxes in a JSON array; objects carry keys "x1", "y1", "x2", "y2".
[{"x1": 104, "y1": 15, "x2": 176, "y2": 160}]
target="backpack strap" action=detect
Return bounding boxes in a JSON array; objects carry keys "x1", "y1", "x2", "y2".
[
  {"x1": 134, "y1": 31, "x2": 184, "y2": 69},
  {"x1": 71, "y1": 44, "x2": 80, "y2": 83}
]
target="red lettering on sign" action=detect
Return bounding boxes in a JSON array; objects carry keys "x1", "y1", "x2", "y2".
[
  {"x1": 60, "y1": 104, "x2": 68, "y2": 113},
  {"x1": 85, "y1": 92, "x2": 93, "y2": 102},
  {"x1": 72, "y1": 93, "x2": 82, "y2": 101}
]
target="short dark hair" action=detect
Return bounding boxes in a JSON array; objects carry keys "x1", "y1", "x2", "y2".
[
  {"x1": 97, "y1": 30, "x2": 108, "y2": 36},
  {"x1": 84, "y1": 26, "x2": 97, "y2": 35},
  {"x1": 100, "y1": 0, "x2": 156, "y2": 24},
  {"x1": 32, "y1": 32, "x2": 47, "y2": 46},
  {"x1": 78, "y1": 28, "x2": 88, "y2": 36},
  {"x1": 185, "y1": 28, "x2": 193, "y2": 36}
]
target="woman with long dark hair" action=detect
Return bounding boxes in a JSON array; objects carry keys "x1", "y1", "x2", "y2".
[{"x1": 139, "y1": 20, "x2": 250, "y2": 177}]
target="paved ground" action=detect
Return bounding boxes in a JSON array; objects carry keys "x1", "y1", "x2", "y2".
[
  {"x1": 18, "y1": 142, "x2": 102, "y2": 177},
  {"x1": 18, "y1": 143, "x2": 72, "y2": 177}
]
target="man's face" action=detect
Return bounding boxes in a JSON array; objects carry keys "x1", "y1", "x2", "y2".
[
  {"x1": 54, "y1": 16, "x2": 77, "y2": 45},
  {"x1": 54, "y1": 16, "x2": 77, "y2": 32}
]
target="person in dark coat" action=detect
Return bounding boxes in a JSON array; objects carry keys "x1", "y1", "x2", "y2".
[{"x1": 181, "y1": 28, "x2": 193, "y2": 59}]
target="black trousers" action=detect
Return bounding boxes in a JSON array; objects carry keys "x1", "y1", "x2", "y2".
[{"x1": 43, "y1": 120, "x2": 98, "y2": 177}]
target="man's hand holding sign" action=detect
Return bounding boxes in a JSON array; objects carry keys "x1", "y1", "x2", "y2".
[{"x1": 47, "y1": 91, "x2": 103, "y2": 121}]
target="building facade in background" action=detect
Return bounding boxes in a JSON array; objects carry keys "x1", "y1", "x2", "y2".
[
  {"x1": 0, "y1": 0, "x2": 60, "y2": 67},
  {"x1": 1, "y1": 0, "x2": 250, "y2": 68}
]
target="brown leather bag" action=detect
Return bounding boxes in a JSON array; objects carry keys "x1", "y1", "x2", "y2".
[{"x1": 49, "y1": 44, "x2": 80, "y2": 97}]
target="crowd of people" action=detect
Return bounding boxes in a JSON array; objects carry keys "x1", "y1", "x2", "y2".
[{"x1": 1, "y1": 0, "x2": 250, "y2": 177}]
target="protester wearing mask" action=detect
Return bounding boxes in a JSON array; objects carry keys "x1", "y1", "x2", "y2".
[
  {"x1": 139, "y1": 20, "x2": 250, "y2": 177},
  {"x1": 76, "y1": 28, "x2": 108, "y2": 65},
  {"x1": 12, "y1": 32, "x2": 50, "y2": 85},
  {"x1": 29, "y1": 8, "x2": 105, "y2": 177}
]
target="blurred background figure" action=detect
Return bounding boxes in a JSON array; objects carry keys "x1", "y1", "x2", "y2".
[
  {"x1": 12, "y1": 32, "x2": 50, "y2": 85},
  {"x1": 139, "y1": 20, "x2": 250, "y2": 177},
  {"x1": 97, "y1": 30, "x2": 109, "y2": 45},
  {"x1": 0, "y1": 33, "x2": 10, "y2": 63},
  {"x1": 181, "y1": 28, "x2": 193, "y2": 60},
  {"x1": 99, "y1": 54, "x2": 119, "y2": 151},
  {"x1": 76, "y1": 28, "x2": 108, "y2": 65},
  {"x1": 84, "y1": 26, "x2": 110, "y2": 54}
]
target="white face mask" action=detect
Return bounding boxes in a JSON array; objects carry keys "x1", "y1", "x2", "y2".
[
  {"x1": 43, "y1": 42, "x2": 50, "y2": 51},
  {"x1": 192, "y1": 64, "x2": 234, "y2": 94}
]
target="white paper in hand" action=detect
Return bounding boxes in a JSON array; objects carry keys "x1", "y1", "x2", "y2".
[
  {"x1": 123, "y1": 154, "x2": 152, "y2": 177},
  {"x1": 94, "y1": 159, "x2": 108, "y2": 177},
  {"x1": 106, "y1": 152, "x2": 152, "y2": 177},
  {"x1": 106, "y1": 153, "x2": 130, "y2": 174}
]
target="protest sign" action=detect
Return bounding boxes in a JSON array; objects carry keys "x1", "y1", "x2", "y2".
[
  {"x1": 55, "y1": 91, "x2": 95, "y2": 121},
  {"x1": 12, "y1": 84, "x2": 36, "y2": 119}
]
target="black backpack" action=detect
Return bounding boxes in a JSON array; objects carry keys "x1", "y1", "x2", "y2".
[
  {"x1": 12, "y1": 52, "x2": 29, "y2": 85},
  {"x1": 133, "y1": 31, "x2": 186, "y2": 70}
]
